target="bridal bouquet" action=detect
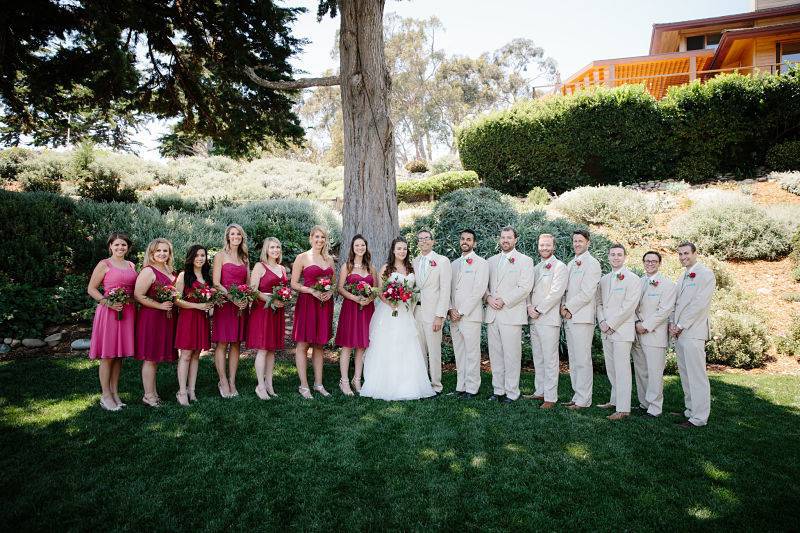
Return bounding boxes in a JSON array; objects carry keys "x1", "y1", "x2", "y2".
[
  {"x1": 227, "y1": 283, "x2": 258, "y2": 316},
  {"x1": 269, "y1": 283, "x2": 294, "y2": 312},
  {"x1": 311, "y1": 275, "x2": 334, "y2": 308},
  {"x1": 153, "y1": 283, "x2": 178, "y2": 319},
  {"x1": 345, "y1": 280, "x2": 374, "y2": 310},
  {"x1": 381, "y1": 278, "x2": 415, "y2": 317},
  {"x1": 190, "y1": 281, "x2": 224, "y2": 316},
  {"x1": 104, "y1": 287, "x2": 131, "y2": 321}
]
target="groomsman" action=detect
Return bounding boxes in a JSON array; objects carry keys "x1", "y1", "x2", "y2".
[
  {"x1": 632, "y1": 251, "x2": 677, "y2": 417},
  {"x1": 526, "y1": 234, "x2": 567, "y2": 409},
  {"x1": 670, "y1": 242, "x2": 716, "y2": 428},
  {"x1": 560, "y1": 229, "x2": 602, "y2": 409},
  {"x1": 413, "y1": 229, "x2": 452, "y2": 394},
  {"x1": 449, "y1": 229, "x2": 489, "y2": 399},
  {"x1": 595, "y1": 244, "x2": 642, "y2": 420},
  {"x1": 484, "y1": 226, "x2": 534, "y2": 403}
]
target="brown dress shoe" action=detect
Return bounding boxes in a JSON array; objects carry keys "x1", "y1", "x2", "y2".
[
  {"x1": 561, "y1": 400, "x2": 576, "y2": 406},
  {"x1": 607, "y1": 412, "x2": 630, "y2": 420},
  {"x1": 566, "y1": 403, "x2": 587, "y2": 410},
  {"x1": 597, "y1": 402, "x2": 615, "y2": 409},
  {"x1": 540, "y1": 401, "x2": 556, "y2": 409},
  {"x1": 678, "y1": 420, "x2": 698, "y2": 429}
]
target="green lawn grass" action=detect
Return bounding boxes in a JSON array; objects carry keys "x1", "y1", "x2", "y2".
[{"x1": 1, "y1": 356, "x2": 799, "y2": 531}]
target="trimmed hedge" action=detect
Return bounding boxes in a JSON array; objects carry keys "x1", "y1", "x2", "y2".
[
  {"x1": 397, "y1": 170, "x2": 480, "y2": 203},
  {"x1": 766, "y1": 139, "x2": 800, "y2": 171},
  {"x1": 457, "y1": 70, "x2": 800, "y2": 193}
]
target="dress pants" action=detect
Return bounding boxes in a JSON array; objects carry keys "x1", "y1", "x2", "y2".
[
  {"x1": 487, "y1": 322, "x2": 522, "y2": 400},
  {"x1": 451, "y1": 319, "x2": 482, "y2": 394},
  {"x1": 415, "y1": 315, "x2": 443, "y2": 393},
  {"x1": 530, "y1": 323, "x2": 560, "y2": 402},
  {"x1": 564, "y1": 321, "x2": 594, "y2": 407},
  {"x1": 631, "y1": 340, "x2": 666, "y2": 416},
  {"x1": 602, "y1": 337, "x2": 633, "y2": 413},
  {"x1": 675, "y1": 335, "x2": 711, "y2": 426}
]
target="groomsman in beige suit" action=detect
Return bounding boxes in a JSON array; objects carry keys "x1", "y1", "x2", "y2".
[
  {"x1": 526, "y1": 234, "x2": 567, "y2": 409},
  {"x1": 560, "y1": 229, "x2": 602, "y2": 409},
  {"x1": 632, "y1": 251, "x2": 677, "y2": 417},
  {"x1": 413, "y1": 229, "x2": 452, "y2": 394},
  {"x1": 484, "y1": 226, "x2": 534, "y2": 403},
  {"x1": 449, "y1": 229, "x2": 490, "y2": 399},
  {"x1": 595, "y1": 244, "x2": 642, "y2": 420},
  {"x1": 670, "y1": 242, "x2": 716, "y2": 428}
]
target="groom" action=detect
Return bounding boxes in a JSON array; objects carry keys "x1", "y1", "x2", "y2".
[{"x1": 413, "y1": 229, "x2": 452, "y2": 394}]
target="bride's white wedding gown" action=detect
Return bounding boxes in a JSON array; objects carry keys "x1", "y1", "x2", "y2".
[{"x1": 360, "y1": 272, "x2": 436, "y2": 401}]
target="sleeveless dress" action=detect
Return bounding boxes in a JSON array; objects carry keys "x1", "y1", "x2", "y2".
[
  {"x1": 247, "y1": 265, "x2": 287, "y2": 351},
  {"x1": 135, "y1": 267, "x2": 177, "y2": 363},
  {"x1": 212, "y1": 262, "x2": 248, "y2": 343},
  {"x1": 89, "y1": 259, "x2": 137, "y2": 359},
  {"x1": 174, "y1": 280, "x2": 211, "y2": 351},
  {"x1": 360, "y1": 272, "x2": 436, "y2": 401},
  {"x1": 292, "y1": 264, "x2": 334, "y2": 345},
  {"x1": 335, "y1": 273, "x2": 375, "y2": 349}
]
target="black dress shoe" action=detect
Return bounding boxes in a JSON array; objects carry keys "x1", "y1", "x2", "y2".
[
  {"x1": 500, "y1": 396, "x2": 514, "y2": 404},
  {"x1": 488, "y1": 394, "x2": 506, "y2": 402},
  {"x1": 460, "y1": 392, "x2": 477, "y2": 400}
]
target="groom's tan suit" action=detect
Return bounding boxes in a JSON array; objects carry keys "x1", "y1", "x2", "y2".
[
  {"x1": 671, "y1": 262, "x2": 716, "y2": 426},
  {"x1": 484, "y1": 249, "x2": 534, "y2": 400},
  {"x1": 562, "y1": 251, "x2": 602, "y2": 407},
  {"x1": 527, "y1": 256, "x2": 567, "y2": 403},
  {"x1": 449, "y1": 251, "x2": 489, "y2": 394},
  {"x1": 413, "y1": 251, "x2": 452, "y2": 393}
]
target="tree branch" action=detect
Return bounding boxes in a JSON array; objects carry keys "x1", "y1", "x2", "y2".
[{"x1": 244, "y1": 67, "x2": 340, "y2": 90}]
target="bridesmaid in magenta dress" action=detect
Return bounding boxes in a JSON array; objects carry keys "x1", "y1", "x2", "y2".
[
  {"x1": 212, "y1": 224, "x2": 250, "y2": 398},
  {"x1": 248, "y1": 237, "x2": 288, "y2": 400},
  {"x1": 335, "y1": 234, "x2": 378, "y2": 396},
  {"x1": 134, "y1": 238, "x2": 177, "y2": 407},
  {"x1": 291, "y1": 225, "x2": 336, "y2": 399},
  {"x1": 87, "y1": 232, "x2": 137, "y2": 411},
  {"x1": 174, "y1": 245, "x2": 214, "y2": 406}
]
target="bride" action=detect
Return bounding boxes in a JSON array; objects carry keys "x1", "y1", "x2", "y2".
[{"x1": 360, "y1": 237, "x2": 436, "y2": 401}]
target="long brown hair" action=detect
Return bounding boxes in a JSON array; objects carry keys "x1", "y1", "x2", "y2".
[
  {"x1": 223, "y1": 224, "x2": 249, "y2": 264},
  {"x1": 385, "y1": 237, "x2": 413, "y2": 277},
  {"x1": 346, "y1": 234, "x2": 372, "y2": 274}
]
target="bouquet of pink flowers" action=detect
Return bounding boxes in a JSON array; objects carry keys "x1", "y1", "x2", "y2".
[
  {"x1": 381, "y1": 278, "x2": 415, "y2": 317},
  {"x1": 190, "y1": 281, "x2": 223, "y2": 316},
  {"x1": 153, "y1": 283, "x2": 178, "y2": 319},
  {"x1": 269, "y1": 283, "x2": 294, "y2": 312},
  {"x1": 104, "y1": 287, "x2": 131, "y2": 321},
  {"x1": 346, "y1": 279, "x2": 374, "y2": 310},
  {"x1": 227, "y1": 283, "x2": 258, "y2": 316},
  {"x1": 311, "y1": 275, "x2": 334, "y2": 308}
]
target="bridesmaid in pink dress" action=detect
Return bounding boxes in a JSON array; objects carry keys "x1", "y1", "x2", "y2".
[
  {"x1": 174, "y1": 245, "x2": 214, "y2": 406},
  {"x1": 291, "y1": 225, "x2": 336, "y2": 399},
  {"x1": 248, "y1": 237, "x2": 288, "y2": 400},
  {"x1": 87, "y1": 232, "x2": 137, "y2": 411},
  {"x1": 335, "y1": 234, "x2": 378, "y2": 396},
  {"x1": 212, "y1": 224, "x2": 250, "y2": 398},
  {"x1": 134, "y1": 238, "x2": 177, "y2": 407}
]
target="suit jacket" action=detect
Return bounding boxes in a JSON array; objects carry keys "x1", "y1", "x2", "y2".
[
  {"x1": 596, "y1": 266, "x2": 642, "y2": 342},
  {"x1": 413, "y1": 251, "x2": 452, "y2": 321},
  {"x1": 527, "y1": 256, "x2": 567, "y2": 327},
  {"x1": 450, "y1": 252, "x2": 489, "y2": 323},
  {"x1": 635, "y1": 272, "x2": 677, "y2": 348},
  {"x1": 484, "y1": 249, "x2": 534, "y2": 326},
  {"x1": 562, "y1": 251, "x2": 602, "y2": 325},
  {"x1": 671, "y1": 262, "x2": 716, "y2": 340}
]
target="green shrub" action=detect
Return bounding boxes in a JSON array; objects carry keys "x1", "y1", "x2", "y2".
[
  {"x1": 776, "y1": 315, "x2": 800, "y2": 357},
  {"x1": 404, "y1": 159, "x2": 429, "y2": 173},
  {"x1": 767, "y1": 203, "x2": 800, "y2": 236},
  {"x1": 0, "y1": 147, "x2": 34, "y2": 182},
  {"x1": 704, "y1": 256, "x2": 735, "y2": 291},
  {"x1": 77, "y1": 164, "x2": 138, "y2": 203},
  {"x1": 776, "y1": 171, "x2": 800, "y2": 195},
  {"x1": 553, "y1": 186, "x2": 652, "y2": 243},
  {"x1": 526, "y1": 186, "x2": 550, "y2": 205},
  {"x1": 766, "y1": 140, "x2": 800, "y2": 171},
  {"x1": 793, "y1": 266, "x2": 800, "y2": 283},
  {"x1": 707, "y1": 309, "x2": 770, "y2": 368},
  {"x1": 141, "y1": 191, "x2": 203, "y2": 213},
  {"x1": 792, "y1": 227, "x2": 800, "y2": 263},
  {"x1": 670, "y1": 198, "x2": 789, "y2": 260},
  {"x1": 396, "y1": 170, "x2": 480, "y2": 203},
  {"x1": 430, "y1": 154, "x2": 462, "y2": 174}
]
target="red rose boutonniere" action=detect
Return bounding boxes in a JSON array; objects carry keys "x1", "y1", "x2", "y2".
[
  {"x1": 687, "y1": 272, "x2": 696, "y2": 279},
  {"x1": 545, "y1": 262, "x2": 552, "y2": 270},
  {"x1": 649, "y1": 279, "x2": 660, "y2": 287},
  {"x1": 429, "y1": 260, "x2": 437, "y2": 267},
  {"x1": 508, "y1": 257, "x2": 515, "y2": 264},
  {"x1": 616, "y1": 273, "x2": 625, "y2": 281},
  {"x1": 466, "y1": 258, "x2": 474, "y2": 265},
  {"x1": 576, "y1": 260, "x2": 582, "y2": 267}
]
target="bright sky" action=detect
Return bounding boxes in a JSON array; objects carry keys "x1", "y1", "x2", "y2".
[{"x1": 134, "y1": 0, "x2": 751, "y2": 159}]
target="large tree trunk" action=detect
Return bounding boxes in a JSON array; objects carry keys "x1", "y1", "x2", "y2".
[{"x1": 339, "y1": 0, "x2": 398, "y2": 268}]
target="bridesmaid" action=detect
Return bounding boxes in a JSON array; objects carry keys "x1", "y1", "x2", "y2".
[
  {"x1": 335, "y1": 234, "x2": 378, "y2": 396},
  {"x1": 212, "y1": 224, "x2": 250, "y2": 398},
  {"x1": 248, "y1": 237, "x2": 288, "y2": 400},
  {"x1": 174, "y1": 245, "x2": 214, "y2": 406},
  {"x1": 134, "y1": 238, "x2": 177, "y2": 407},
  {"x1": 291, "y1": 225, "x2": 336, "y2": 399},
  {"x1": 87, "y1": 232, "x2": 137, "y2": 411}
]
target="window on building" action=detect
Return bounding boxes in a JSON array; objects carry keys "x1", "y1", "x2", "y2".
[
  {"x1": 781, "y1": 42, "x2": 800, "y2": 73},
  {"x1": 706, "y1": 33, "x2": 722, "y2": 50},
  {"x1": 686, "y1": 35, "x2": 705, "y2": 51}
]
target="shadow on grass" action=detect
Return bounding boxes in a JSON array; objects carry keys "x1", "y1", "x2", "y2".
[{"x1": 0, "y1": 356, "x2": 798, "y2": 530}]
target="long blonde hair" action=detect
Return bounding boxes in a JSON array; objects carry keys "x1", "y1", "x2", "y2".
[
  {"x1": 142, "y1": 238, "x2": 174, "y2": 272},
  {"x1": 260, "y1": 237, "x2": 283, "y2": 265},
  {"x1": 223, "y1": 224, "x2": 249, "y2": 264},
  {"x1": 309, "y1": 225, "x2": 330, "y2": 261}
]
